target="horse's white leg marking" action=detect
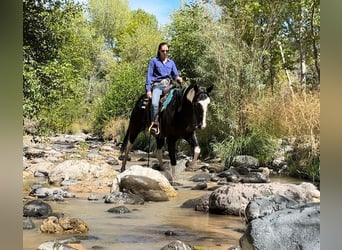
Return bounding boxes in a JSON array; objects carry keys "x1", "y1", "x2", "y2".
[
  {"x1": 198, "y1": 97, "x2": 210, "y2": 128},
  {"x1": 171, "y1": 165, "x2": 176, "y2": 181}
]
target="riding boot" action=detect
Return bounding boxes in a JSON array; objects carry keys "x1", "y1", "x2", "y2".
[{"x1": 149, "y1": 114, "x2": 160, "y2": 135}]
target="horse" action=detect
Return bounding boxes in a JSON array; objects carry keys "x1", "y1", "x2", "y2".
[{"x1": 119, "y1": 82, "x2": 213, "y2": 179}]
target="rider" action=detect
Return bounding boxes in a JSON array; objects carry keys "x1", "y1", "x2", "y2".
[{"x1": 145, "y1": 42, "x2": 183, "y2": 135}]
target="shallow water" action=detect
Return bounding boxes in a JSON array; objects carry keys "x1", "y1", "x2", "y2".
[
  {"x1": 23, "y1": 186, "x2": 245, "y2": 250},
  {"x1": 23, "y1": 167, "x2": 303, "y2": 250}
]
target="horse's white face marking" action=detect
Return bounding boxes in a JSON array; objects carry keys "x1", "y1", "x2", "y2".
[
  {"x1": 198, "y1": 97, "x2": 210, "y2": 129},
  {"x1": 186, "y1": 88, "x2": 195, "y2": 102}
]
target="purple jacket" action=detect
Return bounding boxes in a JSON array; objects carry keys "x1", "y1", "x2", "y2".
[{"x1": 145, "y1": 57, "x2": 179, "y2": 92}]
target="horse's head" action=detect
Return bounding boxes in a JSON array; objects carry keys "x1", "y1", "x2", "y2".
[{"x1": 185, "y1": 84, "x2": 213, "y2": 129}]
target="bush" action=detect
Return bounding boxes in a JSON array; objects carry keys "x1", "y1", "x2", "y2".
[{"x1": 212, "y1": 130, "x2": 277, "y2": 168}]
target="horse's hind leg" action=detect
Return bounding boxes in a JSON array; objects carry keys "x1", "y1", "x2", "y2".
[
  {"x1": 166, "y1": 138, "x2": 177, "y2": 180},
  {"x1": 121, "y1": 140, "x2": 133, "y2": 172},
  {"x1": 156, "y1": 137, "x2": 165, "y2": 168},
  {"x1": 184, "y1": 133, "x2": 201, "y2": 170}
]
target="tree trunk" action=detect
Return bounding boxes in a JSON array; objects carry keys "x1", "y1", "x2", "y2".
[
  {"x1": 311, "y1": 3, "x2": 320, "y2": 84},
  {"x1": 278, "y1": 41, "x2": 294, "y2": 97}
]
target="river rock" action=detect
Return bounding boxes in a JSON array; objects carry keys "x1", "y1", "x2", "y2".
[
  {"x1": 245, "y1": 194, "x2": 300, "y2": 222},
  {"x1": 49, "y1": 159, "x2": 119, "y2": 184},
  {"x1": 119, "y1": 175, "x2": 169, "y2": 201},
  {"x1": 209, "y1": 182, "x2": 320, "y2": 215},
  {"x1": 231, "y1": 155, "x2": 259, "y2": 168},
  {"x1": 104, "y1": 191, "x2": 144, "y2": 205},
  {"x1": 107, "y1": 205, "x2": 131, "y2": 214},
  {"x1": 40, "y1": 216, "x2": 89, "y2": 234},
  {"x1": 23, "y1": 200, "x2": 52, "y2": 218},
  {"x1": 195, "y1": 193, "x2": 211, "y2": 212},
  {"x1": 239, "y1": 203, "x2": 320, "y2": 250},
  {"x1": 23, "y1": 216, "x2": 35, "y2": 230},
  {"x1": 190, "y1": 173, "x2": 212, "y2": 182},
  {"x1": 160, "y1": 240, "x2": 192, "y2": 250},
  {"x1": 112, "y1": 165, "x2": 177, "y2": 198},
  {"x1": 37, "y1": 238, "x2": 87, "y2": 250}
]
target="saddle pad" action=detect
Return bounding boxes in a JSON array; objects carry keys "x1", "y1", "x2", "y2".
[{"x1": 162, "y1": 88, "x2": 176, "y2": 110}]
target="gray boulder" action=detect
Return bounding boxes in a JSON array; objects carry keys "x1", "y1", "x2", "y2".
[
  {"x1": 23, "y1": 200, "x2": 52, "y2": 218},
  {"x1": 245, "y1": 194, "x2": 300, "y2": 222},
  {"x1": 209, "y1": 182, "x2": 320, "y2": 216},
  {"x1": 240, "y1": 203, "x2": 320, "y2": 250}
]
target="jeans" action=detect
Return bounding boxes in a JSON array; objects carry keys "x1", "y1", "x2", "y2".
[{"x1": 151, "y1": 84, "x2": 168, "y2": 121}]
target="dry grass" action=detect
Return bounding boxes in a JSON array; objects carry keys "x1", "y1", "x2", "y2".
[
  {"x1": 245, "y1": 82, "x2": 320, "y2": 174},
  {"x1": 102, "y1": 117, "x2": 129, "y2": 141},
  {"x1": 245, "y1": 86, "x2": 320, "y2": 139}
]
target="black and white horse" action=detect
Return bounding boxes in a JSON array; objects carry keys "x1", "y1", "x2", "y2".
[{"x1": 120, "y1": 83, "x2": 213, "y2": 178}]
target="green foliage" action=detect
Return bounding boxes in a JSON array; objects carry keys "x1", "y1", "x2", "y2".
[
  {"x1": 212, "y1": 130, "x2": 277, "y2": 167},
  {"x1": 23, "y1": 0, "x2": 102, "y2": 134},
  {"x1": 92, "y1": 62, "x2": 145, "y2": 135},
  {"x1": 287, "y1": 136, "x2": 320, "y2": 182}
]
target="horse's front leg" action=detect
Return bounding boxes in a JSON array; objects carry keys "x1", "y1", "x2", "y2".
[{"x1": 185, "y1": 133, "x2": 200, "y2": 170}]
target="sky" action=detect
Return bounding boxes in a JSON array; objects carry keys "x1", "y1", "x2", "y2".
[
  {"x1": 76, "y1": 0, "x2": 188, "y2": 27},
  {"x1": 128, "y1": 0, "x2": 186, "y2": 27}
]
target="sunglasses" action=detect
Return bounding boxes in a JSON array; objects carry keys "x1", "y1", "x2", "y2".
[{"x1": 161, "y1": 50, "x2": 169, "y2": 53}]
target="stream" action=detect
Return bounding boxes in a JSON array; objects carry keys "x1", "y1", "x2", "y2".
[{"x1": 23, "y1": 168, "x2": 302, "y2": 250}]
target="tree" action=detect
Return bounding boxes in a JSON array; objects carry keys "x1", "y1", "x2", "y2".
[{"x1": 23, "y1": 0, "x2": 101, "y2": 133}]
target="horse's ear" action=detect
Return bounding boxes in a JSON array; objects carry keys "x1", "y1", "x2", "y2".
[
  {"x1": 194, "y1": 84, "x2": 199, "y2": 92},
  {"x1": 207, "y1": 85, "x2": 214, "y2": 94}
]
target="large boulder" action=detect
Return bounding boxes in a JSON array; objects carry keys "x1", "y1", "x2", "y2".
[
  {"x1": 119, "y1": 175, "x2": 169, "y2": 201},
  {"x1": 23, "y1": 200, "x2": 52, "y2": 218},
  {"x1": 112, "y1": 165, "x2": 177, "y2": 198},
  {"x1": 240, "y1": 203, "x2": 320, "y2": 250},
  {"x1": 49, "y1": 159, "x2": 118, "y2": 184},
  {"x1": 209, "y1": 182, "x2": 320, "y2": 215}
]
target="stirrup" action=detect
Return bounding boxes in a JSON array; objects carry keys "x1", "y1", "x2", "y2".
[{"x1": 148, "y1": 122, "x2": 160, "y2": 135}]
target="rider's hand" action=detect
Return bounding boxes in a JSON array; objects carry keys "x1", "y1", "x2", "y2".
[
  {"x1": 146, "y1": 91, "x2": 152, "y2": 99},
  {"x1": 177, "y1": 76, "x2": 183, "y2": 84}
]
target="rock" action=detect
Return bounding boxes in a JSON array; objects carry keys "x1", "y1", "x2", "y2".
[
  {"x1": 240, "y1": 172, "x2": 270, "y2": 183},
  {"x1": 194, "y1": 193, "x2": 211, "y2": 212},
  {"x1": 245, "y1": 194, "x2": 300, "y2": 222},
  {"x1": 119, "y1": 175, "x2": 169, "y2": 201},
  {"x1": 190, "y1": 173, "x2": 212, "y2": 182},
  {"x1": 191, "y1": 182, "x2": 208, "y2": 190},
  {"x1": 111, "y1": 165, "x2": 177, "y2": 198},
  {"x1": 209, "y1": 182, "x2": 320, "y2": 216},
  {"x1": 37, "y1": 238, "x2": 87, "y2": 250},
  {"x1": 160, "y1": 240, "x2": 192, "y2": 250},
  {"x1": 239, "y1": 203, "x2": 320, "y2": 250},
  {"x1": 23, "y1": 217, "x2": 35, "y2": 229},
  {"x1": 23, "y1": 200, "x2": 52, "y2": 218},
  {"x1": 87, "y1": 194, "x2": 99, "y2": 201},
  {"x1": 180, "y1": 198, "x2": 198, "y2": 208},
  {"x1": 40, "y1": 216, "x2": 89, "y2": 234},
  {"x1": 49, "y1": 159, "x2": 119, "y2": 184},
  {"x1": 107, "y1": 205, "x2": 131, "y2": 214},
  {"x1": 231, "y1": 155, "x2": 259, "y2": 168},
  {"x1": 104, "y1": 191, "x2": 144, "y2": 205}
]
